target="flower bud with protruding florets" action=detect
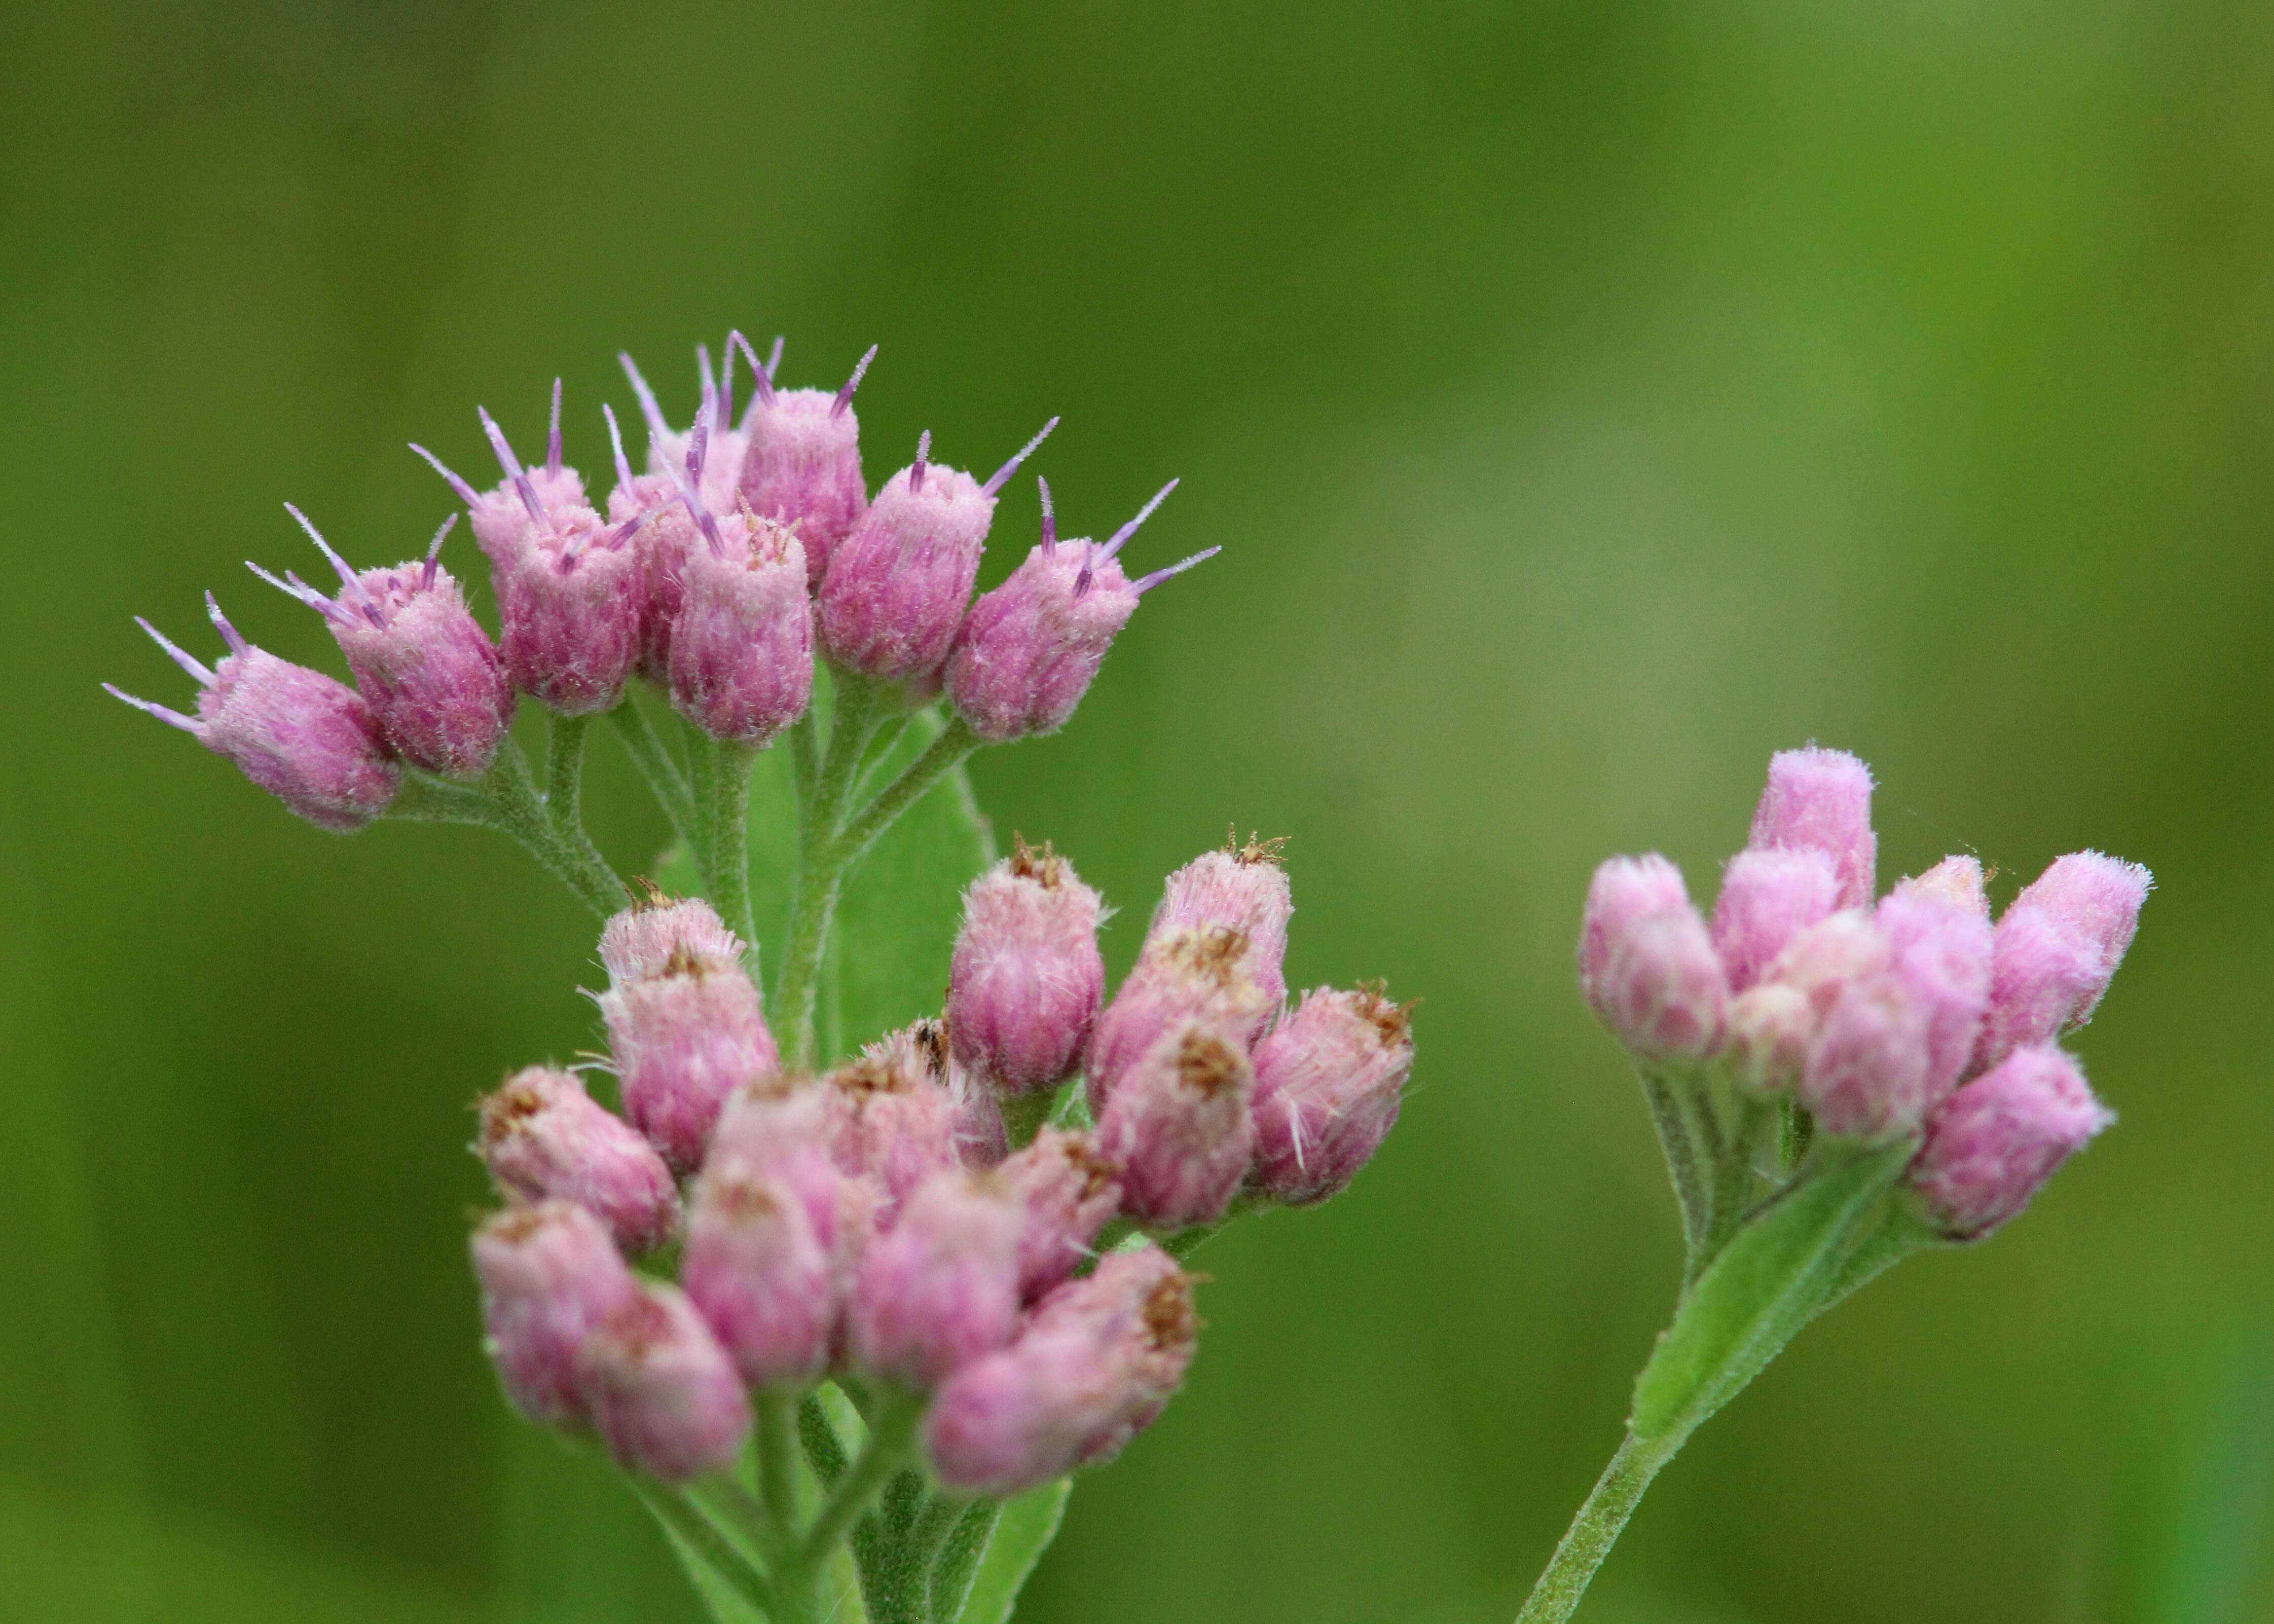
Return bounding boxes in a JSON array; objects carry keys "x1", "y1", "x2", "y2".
[
  {"x1": 1248, "y1": 984, "x2": 1415, "y2": 1206},
  {"x1": 475, "y1": 1066, "x2": 682, "y2": 1255}
]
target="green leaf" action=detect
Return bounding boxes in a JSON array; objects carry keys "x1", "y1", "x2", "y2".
[
  {"x1": 1628, "y1": 1141, "x2": 1913, "y2": 1446},
  {"x1": 955, "y1": 1480, "x2": 1072, "y2": 1624},
  {"x1": 649, "y1": 1517, "x2": 769, "y2": 1624}
]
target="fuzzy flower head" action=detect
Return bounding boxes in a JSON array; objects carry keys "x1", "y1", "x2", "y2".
[
  {"x1": 470, "y1": 1201, "x2": 639, "y2": 1429},
  {"x1": 248, "y1": 506, "x2": 515, "y2": 780},
  {"x1": 107, "y1": 594, "x2": 400, "y2": 831},
  {"x1": 1578, "y1": 855, "x2": 1728, "y2": 1065},
  {"x1": 818, "y1": 420, "x2": 1055, "y2": 687},
  {"x1": 1976, "y1": 852, "x2": 2152, "y2": 1070},
  {"x1": 475, "y1": 1066, "x2": 682, "y2": 1255},
  {"x1": 1248, "y1": 984, "x2": 1416, "y2": 1206},
  {"x1": 849, "y1": 1168, "x2": 1025, "y2": 1390},
  {"x1": 619, "y1": 344, "x2": 748, "y2": 515},
  {"x1": 1151, "y1": 832, "x2": 1295, "y2": 1010},
  {"x1": 947, "y1": 838, "x2": 1108, "y2": 1098},
  {"x1": 1747, "y1": 747, "x2": 1878, "y2": 910},
  {"x1": 944, "y1": 478, "x2": 1216, "y2": 743},
  {"x1": 436, "y1": 405, "x2": 648, "y2": 715},
  {"x1": 1907, "y1": 1044, "x2": 2115, "y2": 1240},
  {"x1": 412, "y1": 380, "x2": 589, "y2": 561},
  {"x1": 926, "y1": 1245, "x2": 1197, "y2": 1497},
  {"x1": 1097, "y1": 1024, "x2": 1259, "y2": 1231},
  {"x1": 663, "y1": 467, "x2": 814, "y2": 747},
  {"x1": 574, "y1": 1281, "x2": 751, "y2": 1483},
  {"x1": 1086, "y1": 924, "x2": 1274, "y2": 1115},
  {"x1": 733, "y1": 334, "x2": 876, "y2": 588}
]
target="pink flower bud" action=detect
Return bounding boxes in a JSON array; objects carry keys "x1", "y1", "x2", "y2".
[
  {"x1": 733, "y1": 337, "x2": 875, "y2": 588},
  {"x1": 1908, "y1": 1044, "x2": 2114, "y2": 1240},
  {"x1": 1894, "y1": 855, "x2": 1989, "y2": 919},
  {"x1": 1779, "y1": 892, "x2": 1990, "y2": 1142},
  {"x1": 1977, "y1": 852, "x2": 2152, "y2": 1069},
  {"x1": 943, "y1": 479, "x2": 1214, "y2": 743},
  {"x1": 108, "y1": 599, "x2": 400, "y2": 831},
  {"x1": 598, "y1": 924, "x2": 779, "y2": 1176},
  {"x1": 1799, "y1": 975, "x2": 1932, "y2": 1141},
  {"x1": 475, "y1": 1067, "x2": 682, "y2": 1255},
  {"x1": 818, "y1": 1026, "x2": 963, "y2": 1217},
  {"x1": 850, "y1": 1170, "x2": 1024, "y2": 1388},
  {"x1": 470, "y1": 1201, "x2": 639, "y2": 1429},
  {"x1": 682, "y1": 1162, "x2": 834, "y2": 1392},
  {"x1": 947, "y1": 840, "x2": 1107, "y2": 1097},
  {"x1": 818, "y1": 421, "x2": 1054, "y2": 684},
  {"x1": 250, "y1": 508, "x2": 515, "y2": 779},
  {"x1": 619, "y1": 347, "x2": 748, "y2": 516},
  {"x1": 602, "y1": 402, "x2": 702, "y2": 680},
  {"x1": 925, "y1": 1245, "x2": 1196, "y2": 1497},
  {"x1": 576, "y1": 1282, "x2": 751, "y2": 1482},
  {"x1": 412, "y1": 382, "x2": 590, "y2": 562},
  {"x1": 997, "y1": 1128, "x2": 1123, "y2": 1300},
  {"x1": 1152, "y1": 835, "x2": 1296, "y2": 1010},
  {"x1": 1578, "y1": 856, "x2": 1728, "y2": 1064},
  {"x1": 1747, "y1": 747, "x2": 1877, "y2": 909},
  {"x1": 1710, "y1": 848, "x2": 1841, "y2": 993},
  {"x1": 667, "y1": 510, "x2": 815, "y2": 746},
  {"x1": 1096, "y1": 1025, "x2": 1258, "y2": 1230},
  {"x1": 1725, "y1": 983, "x2": 1813, "y2": 1092},
  {"x1": 1876, "y1": 891, "x2": 1993, "y2": 1101},
  {"x1": 492, "y1": 510, "x2": 645, "y2": 716},
  {"x1": 599, "y1": 893, "x2": 747, "y2": 984},
  {"x1": 1249, "y1": 985, "x2": 1415, "y2": 1206},
  {"x1": 1086, "y1": 927, "x2": 1273, "y2": 1116}
]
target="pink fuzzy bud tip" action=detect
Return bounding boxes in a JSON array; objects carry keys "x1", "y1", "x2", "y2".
[
  {"x1": 998, "y1": 1127, "x2": 1124, "y2": 1301},
  {"x1": 1747, "y1": 747, "x2": 1878, "y2": 910},
  {"x1": 667, "y1": 513, "x2": 815, "y2": 745},
  {"x1": 1894, "y1": 855, "x2": 1989, "y2": 919},
  {"x1": 926, "y1": 1245, "x2": 1197, "y2": 1497},
  {"x1": 1711, "y1": 848, "x2": 1841, "y2": 993},
  {"x1": 575, "y1": 1282, "x2": 751, "y2": 1482},
  {"x1": 1097, "y1": 1024, "x2": 1258, "y2": 1231},
  {"x1": 1151, "y1": 834, "x2": 1296, "y2": 1010},
  {"x1": 1086, "y1": 925, "x2": 1274, "y2": 1117},
  {"x1": 476, "y1": 1067, "x2": 683, "y2": 1254},
  {"x1": 324, "y1": 560, "x2": 515, "y2": 779},
  {"x1": 819, "y1": 1025, "x2": 967, "y2": 1216},
  {"x1": 470, "y1": 1201, "x2": 639, "y2": 1430},
  {"x1": 600, "y1": 892, "x2": 747, "y2": 982},
  {"x1": 818, "y1": 452, "x2": 996, "y2": 684},
  {"x1": 1908, "y1": 1044, "x2": 2114, "y2": 1240},
  {"x1": 682, "y1": 1159, "x2": 836, "y2": 1393},
  {"x1": 1578, "y1": 856, "x2": 1728, "y2": 1065},
  {"x1": 1976, "y1": 852, "x2": 2152, "y2": 1070},
  {"x1": 1777, "y1": 895, "x2": 1991, "y2": 1142},
  {"x1": 597, "y1": 896, "x2": 778, "y2": 1175},
  {"x1": 492, "y1": 505, "x2": 644, "y2": 716},
  {"x1": 850, "y1": 1169, "x2": 1025, "y2": 1389},
  {"x1": 1725, "y1": 983, "x2": 1814, "y2": 1093},
  {"x1": 947, "y1": 839, "x2": 1108, "y2": 1097},
  {"x1": 740, "y1": 383, "x2": 870, "y2": 589},
  {"x1": 160, "y1": 638, "x2": 400, "y2": 831},
  {"x1": 1249, "y1": 984, "x2": 1415, "y2": 1206}
]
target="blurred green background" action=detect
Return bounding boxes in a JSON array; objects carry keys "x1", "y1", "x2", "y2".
[{"x1": 3, "y1": 0, "x2": 2270, "y2": 1619}]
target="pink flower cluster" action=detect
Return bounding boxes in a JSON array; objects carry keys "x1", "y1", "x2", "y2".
[
  {"x1": 470, "y1": 836, "x2": 1413, "y2": 1490},
  {"x1": 108, "y1": 341, "x2": 1218, "y2": 824},
  {"x1": 1582, "y1": 748, "x2": 2147, "y2": 1240}
]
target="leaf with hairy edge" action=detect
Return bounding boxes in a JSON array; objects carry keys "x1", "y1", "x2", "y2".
[
  {"x1": 1628, "y1": 1141, "x2": 1914, "y2": 1448},
  {"x1": 955, "y1": 1481, "x2": 1072, "y2": 1624}
]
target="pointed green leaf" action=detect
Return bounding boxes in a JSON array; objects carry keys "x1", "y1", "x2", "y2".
[
  {"x1": 955, "y1": 1480, "x2": 1072, "y2": 1624},
  {"x1": 1629, "y1": 1141, "x2": 1913, "y2": 1446}
]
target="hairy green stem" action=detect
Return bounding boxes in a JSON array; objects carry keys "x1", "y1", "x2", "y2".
[
  {"x1": 707, "y1": 737, "x2": 761, "y2": 968},
  {"x1": 796, "y1": 1392, "x2": 924, "y2": 1576},
  {"x1": 1514, "y1": 1433, "x2": 1675, "y2": 1624},
  {"x1": 605, "y1": 692, "x2": 695, "y2": 844},
  {"x1": 834, "y1": 720, "x2": 982, "y2": 867},
  {"x1": 385, "y1": 741, "x2": 625, "y2": 916},
  {"x1": 632, "y1": 1480, "x2": 777, "y2": 1617},
  {"x1": 756, "y1": 1393, "x2": 802, "y2": 1557},
  {"x1": 776, "y1": 675, "x2": 886, "y2": 1069}
]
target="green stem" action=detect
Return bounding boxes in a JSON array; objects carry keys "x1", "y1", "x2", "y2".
[
  {"x1": 1513, "y1": 1433, "x2": 1676, "y2": 1624},
  {"x1": 796, "y1": 1392, "x2": 924, "y2": 1575},
  {"x1": 631, "y1": 1480, "x2": 777, "y2": 1618},
  {"x1": 708, "y1": 738, "x2": 761, "y2": 968},
  {"x1": 1697, "y1": 1094, "x2": 1777, "y2": 1284},
  {"x1": 386, "y1": 741, "x2": 625, "y2": 916},
  {"x1": 605, "y1": 692, "x2": 695, "y2": 845},
  {"x1": 834, "y1": 720, "x2": 983, "y2": 868},
  {"x1": 999, "y1": 1090, "x2": 1057, "y2": 1152},
  {"x1": 756, "y1": 1393, "x2": 802, "y2": 1558},
  {"x1": 1637, "y1": 1068, "x2": 1715, "y2": 1272},
  {"x1": 776, "y1": 675, "x2": 886, "y2": 1069}
]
